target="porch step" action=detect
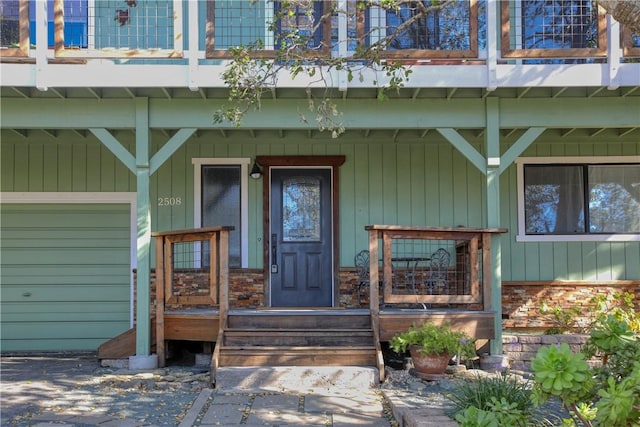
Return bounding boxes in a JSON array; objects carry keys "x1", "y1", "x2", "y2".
[
  {"x1": 213, "y1": 310, "x2": 380, "y2": 386},
  {"x1": 218, "y1": 346, "x2": 378, "y2": 366},
  {"x1": 223, "y1": 329, "x2": 374, "y2": 346},
  {"x1": 227, "y1": 310, "x2": 372, "y2": 329}
]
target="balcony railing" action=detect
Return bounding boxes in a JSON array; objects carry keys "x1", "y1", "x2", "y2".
[{"x1": 1, "y1": 1, "x2": 638, "y2": 61}]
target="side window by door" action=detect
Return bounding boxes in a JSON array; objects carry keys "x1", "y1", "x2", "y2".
[{"x1": 201, "y1": 165, "x2": 242, "y2": 268}]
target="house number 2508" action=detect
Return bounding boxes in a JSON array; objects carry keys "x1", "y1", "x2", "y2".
[{"x1": 158, "y1": 197, "x2": 182, "y2": 206}]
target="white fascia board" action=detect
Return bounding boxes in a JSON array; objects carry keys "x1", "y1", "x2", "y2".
[{"x1": 2, "y1": 61, "x2": 638, "y2": 90}]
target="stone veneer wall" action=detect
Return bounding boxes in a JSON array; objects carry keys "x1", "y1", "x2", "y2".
[
  {"x1": 502, "y1": 282, "x2": 640, "y2": 331},
  {"x1": 134, "y1": 270, "x2": 638, "y2": 330},
  {"x1": 502, "y1": 333, "x2": 597, "y2": 371}
]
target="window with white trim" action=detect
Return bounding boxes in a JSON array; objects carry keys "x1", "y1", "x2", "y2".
[
  {"x1": 193, "y1": 158, "x2": 250, "y2": 268},
  {"x1": 516, "y1": 157, "x2": 640, "y2": 242}
]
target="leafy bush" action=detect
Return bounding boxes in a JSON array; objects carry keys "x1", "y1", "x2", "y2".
[
  {"x1": 530, "y1": 314, "x2": 639, "y2": 427},
  {"x1": 389, "y1": 321, "x2": 475, "y2": 359},
  {"x1": 447, "y1": 373, "x2": 534, "y2": 426}
]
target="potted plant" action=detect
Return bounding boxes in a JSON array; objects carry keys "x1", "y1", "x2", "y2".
[{"x1": 390, "y1": 321, "x2": 476, "y2": 379}]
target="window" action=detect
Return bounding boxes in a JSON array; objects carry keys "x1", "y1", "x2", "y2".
[
  {"x1": 193, "y1": 158, "x2": 250, "y2": 268},
  {"x1": 516, "y1": 158, "x2": 640, "y2": 241},
  {"x1": 363, "y1": 0, "x2": 482, "y2": 58},
  {"x1": 207, "y1": 1, "x2": 329, "y2": 57},
  {"x1": 501, "y1": 0, "x2": 606, "y2": 61}
]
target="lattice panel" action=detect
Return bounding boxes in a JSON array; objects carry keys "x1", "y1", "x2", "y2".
[
  {"x1": 91, "y1": 0, "x2": 175, "y2": 51},
  {"x1": 0, "y1": 1, "x2": 20, "y2": 49}
]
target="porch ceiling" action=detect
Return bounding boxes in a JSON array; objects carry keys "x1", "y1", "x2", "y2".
[{"x1": 1, "y1": 85, "x2": 639, "y2": 141}]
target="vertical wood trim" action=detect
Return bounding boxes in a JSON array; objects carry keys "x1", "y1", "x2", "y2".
[
  {"x1": 53, "y1": 0, "x2": 64, "y2": 56},
  {"x1": 218, "y1": 229, "x2": 229, "y2": 325},
  {"x1": 164, "y1": 238, "x2": 173, "y2": 304},
  {"x1": 368, "y1": 229, "x2": 379, "y2": 315},
  {"x1": 209, "y1": 233, "x2": 218, "y2": 305},
  {"x1": 482, "y1": 233, "x2": 491, "y2": 309},
  {"x1": 469, "y1": 235, "x2": 479, "y2": 299},
  {"x1": 19, "y1": 0, "x2": 29, "y2": 55},
  {"x1": 155, "y1": 236, "x2": 166, "y2": 367},
  {"x1": 383, "y1": 233, "x2": 393, "y2": 298},
  {"x1": 205, "y1": 0, "x2": 215, "y2": 57}
]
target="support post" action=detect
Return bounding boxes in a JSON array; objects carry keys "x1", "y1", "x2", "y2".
[
  {"x1": 130, "y1": 97, "x2": 157, "y2": 369},
  {"x1": 485, "y1": 97, "x2": 503, "y2": 355}
]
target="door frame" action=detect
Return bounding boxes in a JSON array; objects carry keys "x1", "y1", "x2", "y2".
[{"x1": 256, "y1": 155, "x2": 346, "y2": 307}]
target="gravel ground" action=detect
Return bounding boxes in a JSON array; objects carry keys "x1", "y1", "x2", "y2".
[
  {"x1": 1, "y1": 354, "x2": 209, "y2": 426},
  {"x1": 381, "y1": 364, "x2": 572, "y2": 426},
  {"x1": 1, "y1": 353, "x2": 571, "y2": 427}
]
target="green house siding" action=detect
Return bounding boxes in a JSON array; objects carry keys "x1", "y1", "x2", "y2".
[
  {"x1": 0, "y1": 203, "x2": 131, "y2": 352},
  {"x1": 1, "y1": 132, "x2": 638, "y2": 284}
]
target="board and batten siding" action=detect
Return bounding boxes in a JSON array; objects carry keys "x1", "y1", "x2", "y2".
[
  {"x1": 0, "y1": 201, "x2": 134, "y2": 351},
  {"x1": 1, "y1": 132, "x2": 638, "y2": 283}
]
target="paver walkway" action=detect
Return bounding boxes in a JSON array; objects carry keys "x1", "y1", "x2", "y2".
[{"x1": 1, "y1": 355, "x2": 457, "y2": 426}]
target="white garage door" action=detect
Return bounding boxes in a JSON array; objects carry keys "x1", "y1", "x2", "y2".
[{"x1": 1, "y1": 203, "x2": 132, "y2": 352}]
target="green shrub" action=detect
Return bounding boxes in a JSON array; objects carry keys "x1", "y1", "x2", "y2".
[{"x1": 447, "y1": 373, "x2": 534, "y2": 425}]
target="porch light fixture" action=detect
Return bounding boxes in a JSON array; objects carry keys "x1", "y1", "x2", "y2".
[{"x1": 250, "y1": 160, "x2": 262, "y2": 179}]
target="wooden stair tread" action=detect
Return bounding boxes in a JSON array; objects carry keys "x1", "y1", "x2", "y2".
[
  {"x1": 224, "y1": 329, "x2": 372, "y2": 334},
  {"x1": 222, "y1": 345, "x2": 375, "y2": 351}
]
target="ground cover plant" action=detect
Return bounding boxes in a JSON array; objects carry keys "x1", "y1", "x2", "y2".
[{"x1": 448, "y1": 292, "x2": 639, "y2": 426}]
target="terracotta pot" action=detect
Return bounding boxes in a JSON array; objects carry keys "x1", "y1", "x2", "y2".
[{"x1": 409, "y1": 345, "x2": 451, "y2": 380}]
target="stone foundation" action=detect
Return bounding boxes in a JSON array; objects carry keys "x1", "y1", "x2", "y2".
[
  {"x1": 502, "y1": 333, "x2": 597, "y2": 371},
  {"x1": 502, "y1": 281, "x2": 639, "y2": 331},
  {"x1": 134, "y1": 270, "x2": 639, "y2": 331}
]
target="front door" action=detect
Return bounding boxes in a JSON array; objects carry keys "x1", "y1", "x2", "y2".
[{"x1": 270, "y1": 168, "x2": 333, "y2": 307}]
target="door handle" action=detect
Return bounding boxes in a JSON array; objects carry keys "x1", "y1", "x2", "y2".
[{"x1": 271, "y1": 233, "x2": 278, "y2": 273}]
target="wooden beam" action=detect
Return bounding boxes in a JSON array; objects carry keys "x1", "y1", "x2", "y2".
[
  {"x1": 561, "y1": 128, "x2": 577, "y2": 137},
  {"x1": 161, "y1": 88, "x2": 172, "y2": 99},
  {"x1": 49, "y1": 88, "x2": 66, "y2": 99},
  {"x1": 619, "y1": 127, "x2": 637, "y2": 137},
  {"x1": 42, "y1": 129, "x2": 57, "y2": 138},
  {"x1": 516, "y1": 87, "x2": 531, "y2": 98},
  {"x1": 87, "y1": 88, "x2": 102, "y2": 99},
  {"x1": 621, "y1": 87, "x2": 639, "y2": 97},
  {"x1": 412, "y1": 88, "x2": 421, "y2": 99},
  {"x1": 589, "y1": 128, "x2": 607, "y2": 137},
  {"x1": 587, "y1": 87, "x2": 605, "y2": 97},
  {"x1": 11, "y1": 129, "x2": 28, "y2": 138},
  {"x1": 551, "y1": 87, "x2": 568, "y2": 98},
  {"x1": 11, "y1": 87, "x2": 30, "y2": 98}
]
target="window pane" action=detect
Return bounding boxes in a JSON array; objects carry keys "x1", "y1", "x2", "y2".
[
  {"x1": 588, "y1": 165, "x2": 640, "y2": 233},
  {"x1": 521, "y1": 0, "x2": 599, "y2": 50},
  {"x1": 0, "y1": 1, "x2": 20, "y2": 48},
  {"x1": 524, "y1": 165, "x2": 585, "y2": 234},
  {"x1": 386, "y1": 0, "x2": 472, "y2": 50},
  {"x1": 202, "y1": 166, "x2": 241, "y2": 268},
  {"x1": 282, "y1": 176, "x2": 321, "y2": 241}
]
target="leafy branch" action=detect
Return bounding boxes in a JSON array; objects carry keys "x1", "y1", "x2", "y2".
[{"x1": 213, "y1": 0, "x2": 454, "y2": 137}]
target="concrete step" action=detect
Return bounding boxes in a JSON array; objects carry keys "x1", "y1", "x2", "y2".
[{"x1": 214, "y1": 366, "x2": 380, "y2": 393}]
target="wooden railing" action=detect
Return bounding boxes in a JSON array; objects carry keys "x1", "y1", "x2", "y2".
[
  {"x1": 152, "y1": 226, "x2": 232, "y2": 367},
  {"x1": 1, "y1": 1, "x2": 637, "y2": 60},
  {"x1": 365, "y1": 225, "x2": 507, "y2": 310}
]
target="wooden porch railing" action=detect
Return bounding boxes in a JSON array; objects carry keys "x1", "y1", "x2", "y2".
[
  {"x1": 152, "y1": 226, "x2": 232, "y2": 367},
  {"x1": 365, "y1": 225, "x2": 507, "y2": 310}
]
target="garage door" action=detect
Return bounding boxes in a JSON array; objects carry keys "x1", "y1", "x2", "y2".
[{"x1": 1, "y1": 203, "x2": 132, "y2": 352}]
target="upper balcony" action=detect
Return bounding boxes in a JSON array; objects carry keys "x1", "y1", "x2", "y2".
[{"x1": 1, "y1": 0, "x2": 639, "y2": 95}]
